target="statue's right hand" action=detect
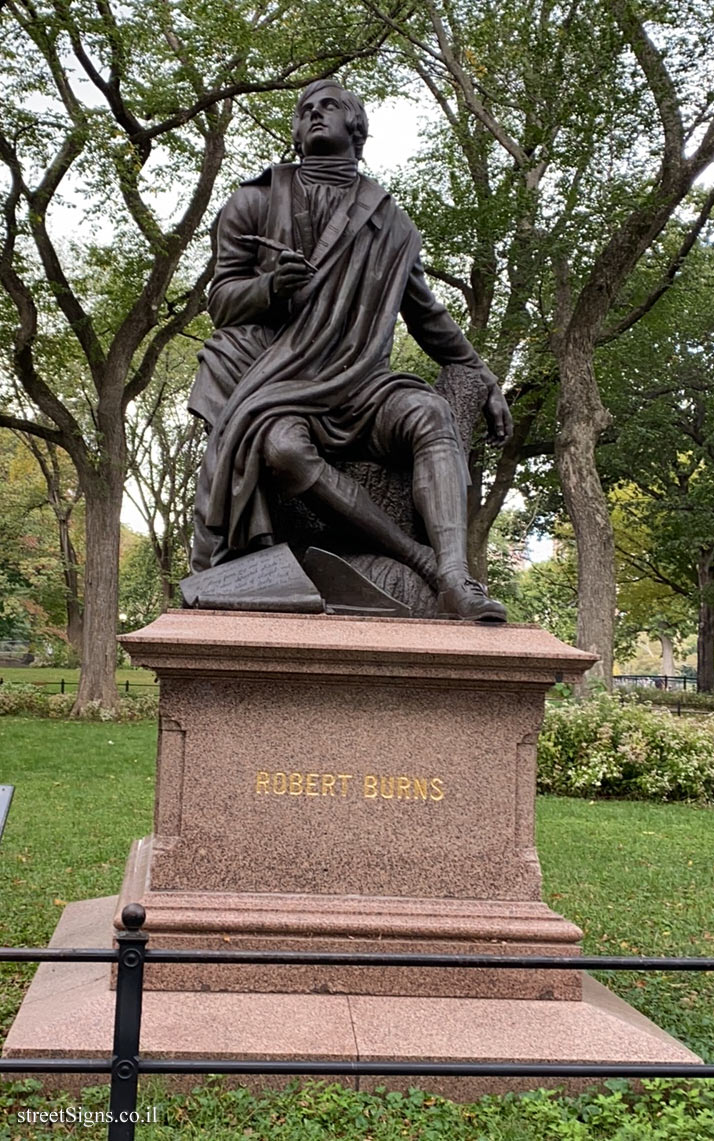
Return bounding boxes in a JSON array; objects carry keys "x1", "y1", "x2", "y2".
[{"x1": 271, "y1": 250, "x2": 315, "y2": 299}]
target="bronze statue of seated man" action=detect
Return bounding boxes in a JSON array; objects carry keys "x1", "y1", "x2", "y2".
[{"x1": 189, "y1": 80, "x2": 512, "y2": 621}]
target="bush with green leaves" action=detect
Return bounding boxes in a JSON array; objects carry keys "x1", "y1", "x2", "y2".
[
  {"x1": 0, "y1": 684, "x2": 49, "y2": 718},
  {"x1": 625, "y1": 687, "x2": 714, "y2": 712},
  {"x1": 0, "y1": 682, "x2": 158, "y2": 721},
  {"x1": 538, "y1": 694, "x2": 714, "y2": 802}
]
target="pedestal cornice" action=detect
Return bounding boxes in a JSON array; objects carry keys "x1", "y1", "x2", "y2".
[{"x1": 120, "y1": 610, "x2": 596, "y2": 688}]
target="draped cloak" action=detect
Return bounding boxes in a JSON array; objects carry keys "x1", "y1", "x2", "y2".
[{"x1": 188, "y1": 164, "x2": 489, "y2": 557}]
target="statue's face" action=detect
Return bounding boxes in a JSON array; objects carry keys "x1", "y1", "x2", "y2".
[{"x1": 295, "y1": 86, "x2": 354, "y2": 158}]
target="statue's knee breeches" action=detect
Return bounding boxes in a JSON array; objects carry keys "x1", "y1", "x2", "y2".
[
  {"x1": 372, "y1": 388, "x2": 460, "y2": 460},
  {"x1": 262, "y1": 416, "x2": 325, "y2": 496}
]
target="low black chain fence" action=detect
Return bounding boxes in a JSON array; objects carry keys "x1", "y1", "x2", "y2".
[
  {"x1": 0, "y1": 678, "x2": 158, "y2": 695},
  {"x1": 613, "y1": 675, "x2": 698, "y2": 692},
  {"x1": 1, "y1": 903, "x2": 714, "y2": 1140}
]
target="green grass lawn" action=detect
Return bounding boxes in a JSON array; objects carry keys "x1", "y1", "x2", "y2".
[
  {"x1": 1, "y1": 717, "x2": 713, "y2": 1138},
  {"x1": 0, "y1": 718, "x2": 156, "y2": 1048},
  {"x1": 537, "y1": 798, "x2": 714, "y2": 1060}
]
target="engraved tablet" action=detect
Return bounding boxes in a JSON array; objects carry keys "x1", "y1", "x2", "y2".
[{"x1": 180, "y1": 544, "x2": 324, "y2": 612}]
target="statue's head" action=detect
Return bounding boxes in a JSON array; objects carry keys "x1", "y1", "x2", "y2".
[{"x1": 292, "y1": 80, "x2": 369, "y2": 161}]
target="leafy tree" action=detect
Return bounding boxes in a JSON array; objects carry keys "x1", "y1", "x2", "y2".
[
  {"x1": 118, "y1": 530, "x2": 166, "y2": 632},
  {"x1": 12, "y1": 424, "x2": 85, "y2": 656},
  {"x1": 509, "y1": 540, "x2": 578, "y2": 647},
  {"x1": 599, "y1": 246, "x2": 714, "y2": 688},
  {"x1": 370, "y1": 0, "x2": 714, "y2": 683},
  {"x1": 0, "y1": 0, "x2": 389, "y2": 709},
  {"x1": 482, "y1": 505, "x2": 532, "y2": 606},
  {"x1": 125, "y1": 335, "x2": 207, "y2": 606},
  {"x1": 611, "y1": 486, "x2": 696, "y2": 676},
  {"x1": 0, "y1": 430, "x2": 83, "y2": 658}
]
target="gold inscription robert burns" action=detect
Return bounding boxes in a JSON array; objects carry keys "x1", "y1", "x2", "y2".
[{"x1": 255, "y1": 771, "x2": 444, "y2": 801}]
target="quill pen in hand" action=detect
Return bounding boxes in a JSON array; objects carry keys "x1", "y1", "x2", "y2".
[{"x1": 238, "y1": 235, "x2": 317, "y2": 272}]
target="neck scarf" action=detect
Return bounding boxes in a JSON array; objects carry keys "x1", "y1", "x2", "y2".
[{"x1": 299, "y1": 155, "x2": 359, "y2": 186}]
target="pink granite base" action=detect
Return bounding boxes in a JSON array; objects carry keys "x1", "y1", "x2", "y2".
[
  {"x1": 2, "y1": 897, "x2": 701, "y2": 1101},
  {"x1": 116, "y1": 835, "x2": 582, "y2": 999}
]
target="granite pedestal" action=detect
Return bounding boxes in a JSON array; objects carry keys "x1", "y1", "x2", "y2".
[
  {"x1": 116, "y1": 612, "x2": 591, "y2": 999},
  {"x1": 3, "y1": 611, "x2": 702, "y2": 1092}
]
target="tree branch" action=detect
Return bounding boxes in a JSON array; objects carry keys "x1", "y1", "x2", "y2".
[
  {"x1": 599, "y1": 186, "x2": 714, "y2": 344},
  {"x1": 53, "y1": 0, "x2": 147, "y2": 155},
  {"x1": 0, "y1": 412, "x2": 64, "y2": 446},
  {"x1": 122, "y1": 256, "x2": 214, "y2": 410},
  {"x1": 108, "y1": 126, "x2": 224, "y2": 379},
  {"x1": 686, "y1": 114, "x2": 714, "y2": 181},
  {"x1": 360, "y1": 0, "x2": 447, "y2": 67},
  {"x1": 1, "y1": 106, "x2": 104, "y2": 376},
  {"x1": 131, "y1": 49, "x2": 387, "y2": 146},
  {"x1": 0, "y1": 244, "x2": 91, "y2": 468},
  {"x1": 157, "y1": 0, "x2": 210, "y2": 108},
  {"x1": 12, "y1": 0, "x2": 85, "y2": 122},
  {"x1": 0, "y1": 132, "x2": 29, "y2": 266},
  {"x1": 423, "y1": 263, "x2": 474, "y2": 311},
  {"x1": 422, "y1": 0, "x2": 529, "y2": 167},
  {"x1": 615, "y1": 544, "x2": 692, "y2": 598},
  {"x1": 172, "y1": 114, "x2": 229, "y2": 246},
  {"x1": 611, "y1": 0, "x2": 684, "y2": 189},
  {"x1": 26, "y1": 163, "x2": 107, "y2": 379}
]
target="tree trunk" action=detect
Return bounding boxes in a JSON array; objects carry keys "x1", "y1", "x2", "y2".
[
  {"x1": 697, "y1": 550, "x2": 714, "y2": 693},
  {"x1": 57, "y1": 511, "x2": 83, "y2": 657},
  {"x1": 21, "y1": 437, "x2": 85, "y2": 658},
  {"x1": 149, "y1": 528, "x2": 175, "y2": 611},
  {"x1": 467, "y1": 409, "x2": 544, "y2": 585},
  {"x1": 555, "y1": 338, "x2": 615, "y2": 686},
  {"x1": 160, "y1": 536, "x2": 175, "y2": 608},
  {"x1": 660, "y1": 632, "x2": 675, "y2": 678},
  {"x1": 467, "y1": 517, "x2": 490, "y2": 586},
  {"x1": 73, "y1": 469, "x2": 123, "y2": 712}
]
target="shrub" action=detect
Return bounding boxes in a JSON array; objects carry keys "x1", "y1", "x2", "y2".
[
  {"x1": 0, "y1": 683, "x2": 158, "y2": 722},
  {"x1": 626, "y1": 687, "x2": 714, "y2": 712},
  {"x1": 47, "y1": 693, "x2": 76, "y2": 719},
  {"x1": 121, "y1": 693, "x2": 159, "y2": 720},
  {"x1": 0, "y1": 683, "x2": 49, "y2": 717},
  {"x1": 538, "y1": 693, "x2": 714, "y2": 802}
]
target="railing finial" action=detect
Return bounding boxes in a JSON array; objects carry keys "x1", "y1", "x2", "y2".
[{"x1": 120, "y1": 902, "x2": 146, "y2": 932}]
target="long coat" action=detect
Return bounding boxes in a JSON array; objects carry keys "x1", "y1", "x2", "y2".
[{"x1": 189, "y1": 164, "x2": 490, "y2": 557}]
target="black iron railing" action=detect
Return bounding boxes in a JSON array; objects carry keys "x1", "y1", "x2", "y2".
[
  {"x1": 1, "y1": 903, "x2": 713, "y2": 1140},
  {"x1": 0, "y1": 678, "x2": 158, "y2": 694},
  {"x1": 613, "y1": 675, "x2": 698, "y2": 692}
]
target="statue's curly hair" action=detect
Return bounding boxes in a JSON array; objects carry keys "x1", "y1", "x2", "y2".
[{"x1": 292, "y1": 80, "x2": 369, "y2": 160}]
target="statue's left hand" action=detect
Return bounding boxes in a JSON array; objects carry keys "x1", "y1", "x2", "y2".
[{"x1": 484, "y1": 387, "x2": 513, "y2": 446}]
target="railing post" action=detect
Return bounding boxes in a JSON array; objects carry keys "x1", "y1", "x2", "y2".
[
  {"x1": 61, "y1": 678, "x2": 65, "y2": 694},
  {"x1": 108, "y1": 903, "x2": 147, "y2": 1141}
]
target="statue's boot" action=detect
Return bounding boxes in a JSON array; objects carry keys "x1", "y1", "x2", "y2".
[
  {"x1": 303, "y1": 466, "x2": 438, "y2": 588},
  {"x1": 436, "y1": 579, "x2": 507, "y2": 623},
  {"x1": 412, "y1": 439, "x2": 507, "y2": 623}
]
